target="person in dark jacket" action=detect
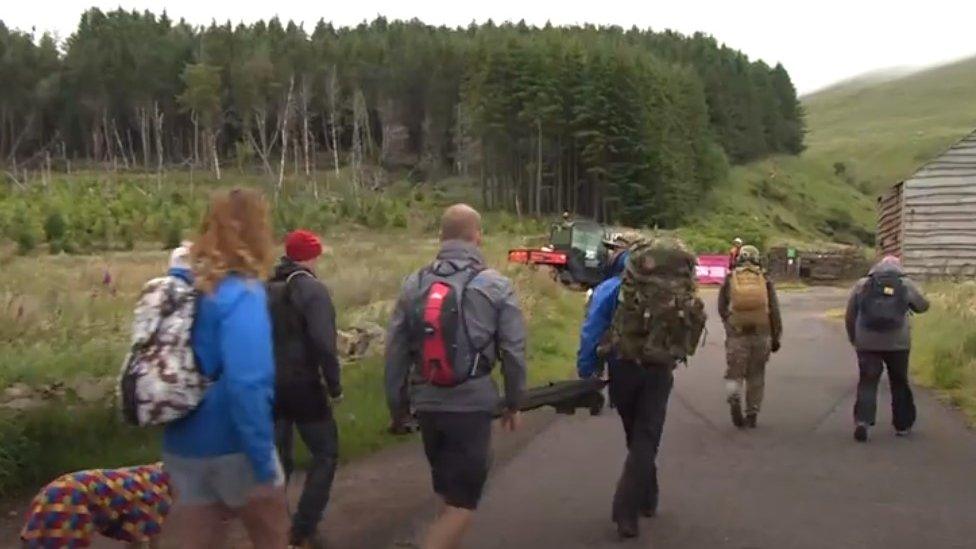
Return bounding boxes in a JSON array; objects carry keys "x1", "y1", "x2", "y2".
[
  {"x1": 386, "y1": 204, "x2": 526, "y2": 549},
  {"x1": 845, "y1": 256, "x2": 929, "y2": 442},
  {"x1": 269, "y1": 229, "x2": 342, "y2": 548},
  {"x1": 576, "y1": 234, "x2": 673, "y2": 541},
  {"x1": 717, "y1": 245, "x2": 783, "y2": 428}
]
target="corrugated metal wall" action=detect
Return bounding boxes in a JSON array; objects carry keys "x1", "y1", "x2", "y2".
[
  {"x1": 901, "y1": 130, "x2": 976, "y2": 279},
  {"x1": 877, "y1": 182, "x2": 903, "y2": 257}
]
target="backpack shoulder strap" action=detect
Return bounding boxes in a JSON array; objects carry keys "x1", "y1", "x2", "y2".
[
  {"x1": 284, "y1": 269, "x2": 316, "y2": 312},
  {"x1": 285, "y1": 270, "x2": 313, "y2": 286}
]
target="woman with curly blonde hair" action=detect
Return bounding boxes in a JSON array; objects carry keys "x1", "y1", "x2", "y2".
[{"x1": 163, "y1": 188, "x2": 288, "y2": 548}]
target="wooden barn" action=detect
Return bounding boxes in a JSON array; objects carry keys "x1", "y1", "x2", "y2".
[{"x1": 877, "y1": 129, "x2": 976, "y2": 279}]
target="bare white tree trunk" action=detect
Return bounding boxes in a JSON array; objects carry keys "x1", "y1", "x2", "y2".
[
  {"x1": 277, "y1": 76, "x2": 296, "y2": 193},
  {"x1": 536, "y1": 119, "x2": 543, "y2": 216},
  {"x1": 379, "y1": 98, "x2": 394, "y2": 167},
  {"x1": 113, "y1": 120, "x2": 130, "y2": 170},
  {"x1": 351, "y1": 89, "x2": 371, "y2": 191},
  {"x1": 327, "y1": 66, "x2": 341, "y2": 177},
  {"x1": 192, "y1": 112, "x2": 200, "y2": 167},
  {"x1": 154, "y1": 102, "x2": 164, "y2": 190},
  {"x1": 139, "y1": 106, "x2": 150, "y2": 169},
  {"x1": 250, "y1": 108, "x2": 278, "y2": 178},
  {"x1": 43, "y1": 151, "x2": 51, "y2": 188},
  {"x1": 211, "y1": 129, "x2": 221, "y2": 180},
  {"x1": 300, "y1": 78, "x2": 312, "y2": 177}
]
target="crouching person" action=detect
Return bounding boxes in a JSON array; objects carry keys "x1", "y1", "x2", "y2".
[
  {"x1": 269, "y1": 229, "x2": 343, "y2": 548},
  {"x1": 718, "y1": 245, "x2": 783, "y2": 428},
  {"x1": 577, "y1": 236, "x2": 706, "y2": 540},
  {"x1": 21, "y1": 463, "x2": 171, "y2": 548},
  {"x1": 385, "y1": 204, "x2": 527, "y2": 549}
]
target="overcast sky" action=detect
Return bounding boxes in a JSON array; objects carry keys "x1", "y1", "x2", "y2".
[{"x1": 5, "y1": 1, "x2": 975, "y2": 94}]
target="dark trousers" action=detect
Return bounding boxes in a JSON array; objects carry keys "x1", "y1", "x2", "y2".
[
  {"x1": 854, "y1": 350, "x2": 916, "y2": 431},
  {"x1": 609, "y1": 360, "x2": 674, "y2": 522},
  {"x1": 274, "y1": 416, "x2": 339, "y2": 540}
]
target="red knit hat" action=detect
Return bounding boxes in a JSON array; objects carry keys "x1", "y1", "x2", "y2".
[{"x1": 285, "y1": 230, "x2": 323, "y2": 262}]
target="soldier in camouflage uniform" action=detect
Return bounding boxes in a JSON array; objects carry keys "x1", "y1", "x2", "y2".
[{"x1": 718, "y1": 245, "x2": 783, "y2": 428}]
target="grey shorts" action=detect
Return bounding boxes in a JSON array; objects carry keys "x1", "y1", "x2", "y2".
[{"x1": 163, "y1": 452, "x2": 284, "y2": 508}]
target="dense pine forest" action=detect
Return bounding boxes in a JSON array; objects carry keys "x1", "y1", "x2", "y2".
[{"x1": 0, "y1": 9, "x2": 804, "y2": 226}]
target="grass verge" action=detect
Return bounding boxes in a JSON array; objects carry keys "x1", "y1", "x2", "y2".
[{"x1": 911, "y1": 282, "x2": 976, "y2": 425}]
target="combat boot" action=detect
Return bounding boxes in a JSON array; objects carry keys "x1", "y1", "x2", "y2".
[{"x1": 728, "y1": 395, "x2": 745, "y2": 428}]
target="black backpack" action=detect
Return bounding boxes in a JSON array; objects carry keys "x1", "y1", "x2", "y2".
[
  {"x1": 409, "y1": 263, "x2": 491, "y2": 387},
  {"x1": 859, "y1": 272, "x2": 908, "y2": 331},
  {"x1": 267, "y1": 270, "x2": 313, "y2": 385}
]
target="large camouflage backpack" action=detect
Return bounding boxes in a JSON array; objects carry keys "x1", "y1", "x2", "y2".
[
  {"x1": 611, "y1": 237, "x2": 707, "y2": 365},
  {"x1": 118, "y1": 276, "x2": 209, "y2": 426}
]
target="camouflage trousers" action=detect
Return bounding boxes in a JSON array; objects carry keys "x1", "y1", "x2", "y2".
[{"x1": 724, "y1": 332, "x2": 772, "y2": 414}]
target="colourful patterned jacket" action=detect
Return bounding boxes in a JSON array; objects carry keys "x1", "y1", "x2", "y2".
[{"x1": 20, "y1": 463, "x2": 171, "y2": 548}]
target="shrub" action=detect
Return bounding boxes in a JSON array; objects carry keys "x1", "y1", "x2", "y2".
[
  {"x1": 121, "y1": 225, "x2": 135, "y2": 251},
  {"x1": 16, "y1": 228, "x2": 36, "y2": 255},
  {"x1": 392, "y1": 208, "x2": 408, "y2": 228},
  {"x1": 758, "y1": 179, "x2": 789, "y2": 203},
  {"x1": 932, "y1": 348, "x2": 964, "y2": 390},
  {"x1": 368, "y1": 202, "x2": 389, "y2": 229},
  {"x1": 163, "y1": 222, "x2": 183, "y2": 250},
  {"x1": 43, "y1": 211, "x2": 67, "y2": 242}
]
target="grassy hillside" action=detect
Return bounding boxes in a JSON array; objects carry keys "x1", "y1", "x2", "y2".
[
  {"x1": 697, "y1": 55, "x2": 976, "y2": 248},
  {"x1": 804, "y1": 55, "x2": 976, "y2": 192}
]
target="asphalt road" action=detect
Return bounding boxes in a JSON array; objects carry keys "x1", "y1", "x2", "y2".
[{"x1": 459, "y1": 287, "x2": 976, "y2": 549}]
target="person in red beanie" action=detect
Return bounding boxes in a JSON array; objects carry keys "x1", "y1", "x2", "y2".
[{"x1": 267, "y1": 229, "x2": 342, "y2": 549}]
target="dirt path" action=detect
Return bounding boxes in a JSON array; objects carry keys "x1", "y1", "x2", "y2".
[{"x1": 448, "y1": 287, "x2": 976, "y2": 549}]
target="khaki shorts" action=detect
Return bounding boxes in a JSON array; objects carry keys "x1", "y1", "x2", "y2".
[{"x1": 163, "y1": 452, "x2": 284, "y2": 508}]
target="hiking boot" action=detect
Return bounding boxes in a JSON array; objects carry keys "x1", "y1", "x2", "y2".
[
  {"x1": 616, "y1": 519, "x2": 639, "y2": 539},
  {"x1": 388, "y1": 417, "x2": 419, "y2": 435},
  {"x1": 728, "y1": 396, "x2": 745, "y2": 428},
  {"x1": 288, "y1": 533, "x2": 326, "y2": 549},
  {"x1": 746, "y1": 413, "x2": 758, "y2": 429},
  {"x1": 854, "y1": 424, "x2": 868, "y2": 443}
]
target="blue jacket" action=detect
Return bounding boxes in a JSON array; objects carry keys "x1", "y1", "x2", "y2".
[
  {"x1": 577, "y1": 252, "x2": 628, "y2": 378},
  {"x1": 163, "y1": 274, "x2": 278, "y2": 483}
]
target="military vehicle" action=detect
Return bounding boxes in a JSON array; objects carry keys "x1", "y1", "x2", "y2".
[{"x1": 508, "y1": 216, "x2": 612, "y2": 290}]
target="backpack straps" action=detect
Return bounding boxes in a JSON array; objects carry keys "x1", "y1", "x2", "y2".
[
  {"x1": 456, "y1": 265, "x2": 494, "y2": 378},
  {"x1": 418, "y1": 261, "x2": 493, "y2": 380}
]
